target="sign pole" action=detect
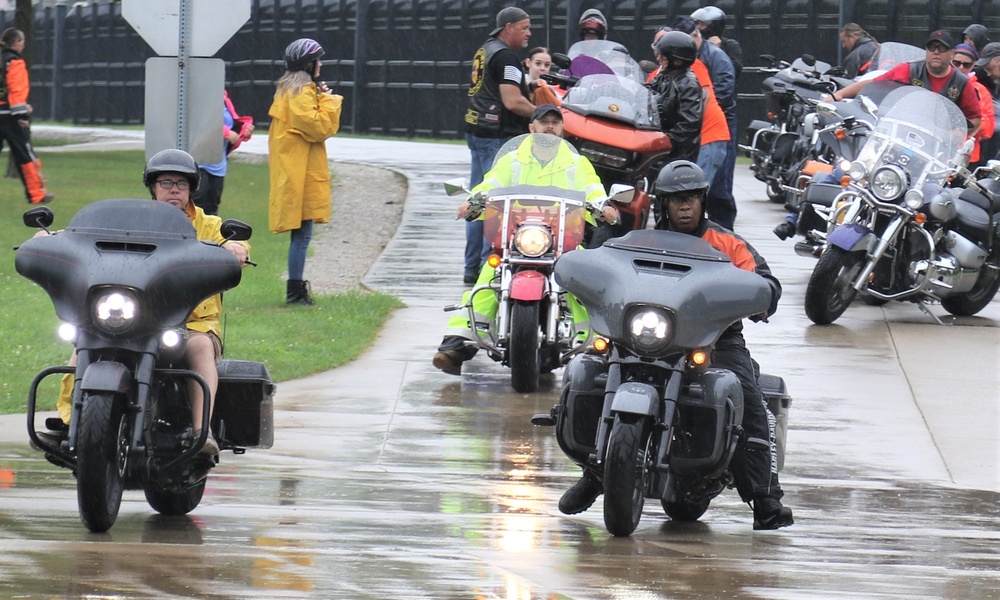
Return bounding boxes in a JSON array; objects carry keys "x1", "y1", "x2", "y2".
[{"x1": 176, "y1": 0, "x2": 192, "y2": 150}]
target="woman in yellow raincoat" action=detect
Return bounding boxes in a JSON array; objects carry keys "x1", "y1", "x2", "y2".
[{"x1": 268, "y1": 38, "x2": 343, "y2": 305}]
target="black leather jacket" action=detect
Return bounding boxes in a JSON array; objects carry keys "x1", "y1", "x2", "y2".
[{"x1": 648, "y1": 68, "x2": 704, "y2": 162}]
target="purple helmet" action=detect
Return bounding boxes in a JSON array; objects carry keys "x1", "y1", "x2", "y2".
[{"x1": 284, "y1": 38, "x2": 325, "y2": 72}]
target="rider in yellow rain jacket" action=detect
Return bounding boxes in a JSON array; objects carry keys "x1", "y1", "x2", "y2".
[{"x1": 433, "y1": 105, "x2": 616, "y2": 375}]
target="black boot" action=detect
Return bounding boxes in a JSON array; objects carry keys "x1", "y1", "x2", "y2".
[
  {"x1": 559, "y1": 474, "x2": 603, "y2": 515},
  {"x1": 752, "y1": 495, "x2": 794, "y2": 530},
  {"x1": 286, "y1": 279, "x2": 315, "y2": 305}
]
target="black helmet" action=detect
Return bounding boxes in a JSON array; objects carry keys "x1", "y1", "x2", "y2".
[
  {"x1": 653, "y1": 31, "x2": 697, "y2": 68},
  {"x1": 579, "y1": 8, "x2": 608, "y2": 40},
  {"x1": 691, "y1": 5, "x2": 727, "y2": 39},
  {"x1": 284, "y1": 38, "x2": 325, "y2": 72},
  {"x1": 144, "y1": 149, "x2": 200, "y2": 193},
  {"x1": 655, "y1": 160, "x2": 709, "y2": 196}
]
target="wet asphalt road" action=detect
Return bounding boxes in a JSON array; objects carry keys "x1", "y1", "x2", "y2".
[{"x1": 0, "y1": 133, "x2": 998, "y2": 598}]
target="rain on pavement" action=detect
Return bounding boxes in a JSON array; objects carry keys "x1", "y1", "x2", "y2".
[{"x1": 0, "y1": 134, "x2": 997, "y2": 599}]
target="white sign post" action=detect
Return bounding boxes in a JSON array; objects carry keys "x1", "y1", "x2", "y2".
[{"x1": 123, "y1": 0, "x2": 251, "y2": 163}]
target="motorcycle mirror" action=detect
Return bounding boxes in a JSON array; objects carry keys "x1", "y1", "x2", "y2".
[
  {"x1": 221, "y1": 219, "x2": 252, "y2": 242},
  {"x1": 802, "y1": 54, "x2": 817, "y2": 67},
  {"x1": 551, "y1": 52, "x2": 571, "y2": 70},
  {"x1": 22, "y1": 206, "x2": 54, "y2": 229},
  {"x1": 759, "y1": 54, "x2": 777, "y2": 66},
  {"x1": 608, "y1": 184, "x2": 636, "y2": 204},
  {"x1": 988, "y1": 159, "x2": 1000, "y2": 176},
  {"x1": 815, "y1": 101, "x2": 838, "y2": 116},
  {"x1": 859, "y1": 95, "x2": 878, "y2": 117},
  {"x1": 444, "y1": 178, "x2": 470, "y2": 197}
]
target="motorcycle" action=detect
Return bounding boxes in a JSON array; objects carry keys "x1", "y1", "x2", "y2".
[
  {"x1": 532, "y1": 230, "x2": 792, "y2": 537},
  {"x1": 742, "y1": 54, "x2": 851, "y2": 203},
  {"x1": 445, "y1": 134, "x2": 633, "y2": 393},
  {"x1": 805, "y1": 86, "x2": 1000, "y2": 325},
  {"x1": 534, "y1": 40, "x2": 664, "y2": 236},
  {"x1": 16, "y1": 199, "x2": 274, "y2": 532}
]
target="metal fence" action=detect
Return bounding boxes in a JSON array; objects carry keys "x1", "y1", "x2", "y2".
[{"x1": 4, "y1": 0, "x2": 1000, "y2": 139}]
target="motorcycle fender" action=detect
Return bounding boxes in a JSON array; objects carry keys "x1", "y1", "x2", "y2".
[
  {"x1": 610, "y1": 382, "x2": 659, "y2": 417},
  {"x1": 80, "y1": 361, "x2": 132, "y2": 395},
  {"x1": 509, "y1": 270, "x2": 546, "y2": 301},
  {"x1": 828, "y1": 222, "x2": 873, "y2": 253}
]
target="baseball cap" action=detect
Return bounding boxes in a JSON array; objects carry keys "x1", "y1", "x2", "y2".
[
  {"x1": 530, "y1": 104, "x2": 562, "y2": 122},
  {"x1": 976, "y1": 42, "x2": 1000, "y2": 67},
  {"x1": 925, "y1": 29, "x2": 954, "y2": 50},
  {"x1": 489, "y1": 6, "x2": 530, "y2": 37}
]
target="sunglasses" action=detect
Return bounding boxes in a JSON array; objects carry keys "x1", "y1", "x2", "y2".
[
  {"x1": 926, "y1": 44, "x2": 951, "y2": 54},
  {"x1": 952, "y1": 58, "x2": 974, "y2": 68}
]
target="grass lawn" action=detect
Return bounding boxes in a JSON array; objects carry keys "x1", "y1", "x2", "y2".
[{"x1": 0, "y1": 150, "x2": 401, "y2": 415}]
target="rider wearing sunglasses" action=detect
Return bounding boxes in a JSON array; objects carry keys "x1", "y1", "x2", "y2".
[{"x1": 950, "y1": 43, "x2": 995, "y2": 166}]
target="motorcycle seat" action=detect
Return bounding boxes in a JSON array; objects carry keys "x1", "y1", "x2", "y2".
[{"x1": 801, "y1": 182, "x2": 842, "y2": 208}]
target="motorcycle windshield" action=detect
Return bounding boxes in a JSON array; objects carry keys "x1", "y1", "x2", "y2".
[
  {"x1": 854, "y1": 86, "x2": 966, "y2": 192},
  {"x1": 566, "y1": 40, "x2": 645, "y2": 82},
  {"x1": 860, "y1": 42, "x2": 925, "y2": 81},
  {"x1": 484, "y1": 134, "x2": 590, "y2": 253},
  {"x1": 553, "y1": 230, "x2": 773, "y2": 350},
  {"x1": 562, "y1": 74, "x2": 661, "y2": 130}
]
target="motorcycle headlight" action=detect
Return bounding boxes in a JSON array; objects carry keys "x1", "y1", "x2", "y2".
[
  {"x1": 626, "y1": 307, "x2": 673, "y2": 355},
  {"x1": 903, "y1": 189, "x2": 924, "y2": 210},
  {"x1": 93, "y1": 290, "x2": 138, "y2": 335},
  {"x1": 513, "y1": 225, "x2": 552, "y2": 257},
  {"x1": 847, "y1": 160, "x2": 867, "y2": 182},
  {"x1": 870, "y1": 165, "x2": 907, "y2": 201}
]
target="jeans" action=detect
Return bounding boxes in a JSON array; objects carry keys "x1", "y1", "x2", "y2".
[
  {"x1": 288, "y1": 219, "x2": 314, "y2": 281},
  {"x1": 465, "y1": 133, "x2": 506, "y2": 277},
  {"x1": 707, "y1": 120, "x2": 738, "y2": 230},
  {"x1": 696, "y1": 141, "x2": 727, "y2": 197}
]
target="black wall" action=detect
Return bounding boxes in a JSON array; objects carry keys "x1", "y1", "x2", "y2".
[{"x1": 5, "y1": 0, "x2": 1000, "y2": 138}]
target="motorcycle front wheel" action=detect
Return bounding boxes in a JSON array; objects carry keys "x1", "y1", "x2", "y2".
[
  {"x1": 508, "y1": 300, "x2": 540, "y2": 393},
  {"x1": 145, "y1": 480, "x2": 206, "y2": 516},
  {"x1": 805, "y1": 246, "x2": 865, "y2": 325},
  {"x1": 603, "y1": 415, "x2": 651, "y2": 537},
  {"x1": 941, "y1": 260, "x2": 1000, "y2": 316},
  {"x1": 76, "y1": 392, "x2": 128, "y2": 533}
]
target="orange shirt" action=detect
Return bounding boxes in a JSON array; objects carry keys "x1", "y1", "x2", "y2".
[{"x1": 690, "y1": 60, "x2": 730, "y2": 145}]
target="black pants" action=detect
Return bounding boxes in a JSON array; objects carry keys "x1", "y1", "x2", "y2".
[
  {"x1": 714, "y1": 330, "x2": 782, "y2": 502},
  {"x1": 0, "y1": 115, "x2": 47, "y2": 203},
  {"x1": 192, "y1": 169, "x2": 225, "y2": 215}
]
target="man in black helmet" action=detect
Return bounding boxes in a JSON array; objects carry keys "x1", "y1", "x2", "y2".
[
  {"x1": 560, "y1": 160, "x2": 794, "y2": 531},
  {"x1": 691, "y1": 5, "x2": 743, "y2": 78},
  {"x1": 463, "y1": 7, "x2": 536, "y2": 285},
  {"x1": 647, "y1": 30, "x2": 704, "y2": 164}
]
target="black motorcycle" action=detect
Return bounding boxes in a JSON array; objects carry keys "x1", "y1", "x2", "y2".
[
  {"x1": 532, "y1": 230, "x2": 791, "y2": 536},
  {"x1": 16, "y1": 199, "x2": 274, "y2": 532},
  {"x1": 743, "y1": 54, "x2": 850, "y2": 203}
]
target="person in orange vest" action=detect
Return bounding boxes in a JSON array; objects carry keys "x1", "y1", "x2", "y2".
[{"x1": 0, "y1": 27, "x2": 52, "y2": 204}]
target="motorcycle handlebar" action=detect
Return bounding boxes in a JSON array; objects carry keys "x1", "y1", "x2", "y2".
[{"x1": 540, "y1": 72, "x2": 579, "y2": 88}]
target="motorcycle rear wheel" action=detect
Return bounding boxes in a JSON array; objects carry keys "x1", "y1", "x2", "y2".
[
  {"x1": 144, "y1": 480, "x2": 206, "y2": 516},
  {"x1": 661, "y1": 497, "x2": 710, "y2": 522},
  {"x1": 76, "y1": 392, "x2": 128, "y2": 533},
  {"x1": 941, "y1": 260, "x2": 1000, "y2": 316},
  {"x1": 509, "y1": 300, "x2": 540, "y2": 393},
  {"x1": 603, "y1": 415, "x2": 651, "y2": 537},
  {"x1": 805, "y1": 246, "x2": 864, "y2": 325}
]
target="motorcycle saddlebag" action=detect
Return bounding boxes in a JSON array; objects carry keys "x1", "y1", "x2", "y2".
[
  {"x1": 672, "y1": 368, "x2": 743, "y2": 476},
  {"x1": 758, "y1": 373, "x2": 792, "y2": 471},
  {"x1": 212, "y1": 359, "x2": 275, "y2": 449},
  {"x1": 556, "y1": 354, "x2": 607, "y2": 467}
]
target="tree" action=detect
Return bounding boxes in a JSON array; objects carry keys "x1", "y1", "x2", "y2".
[{"x1": 15, "y1": 0, "x2": 31, "y2": 62}]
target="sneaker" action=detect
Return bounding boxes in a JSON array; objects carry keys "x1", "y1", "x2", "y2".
[
  {"x1": 559, "y1": 475, "x2": 603, "y2": 515},
  {"x1": 773, "y1": 220, "x2": 796, "y2": 241},
  {"x1": 752, "y1": 496, "x2": 794, "y2": 530},
  {"x1": 30, "y1": 193, "x2": 54, "y2": 205},
  {"x1": 432, "y1": 350, "x2": 464, "y2": 376}
]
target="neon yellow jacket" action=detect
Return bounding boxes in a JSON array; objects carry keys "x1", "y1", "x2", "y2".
[
  {"x1": 472, "y1": 135, "x2": 606, "y2": 202},
  {"x1": 268, "y1": 83, "x2": 343, "y2": 233}
]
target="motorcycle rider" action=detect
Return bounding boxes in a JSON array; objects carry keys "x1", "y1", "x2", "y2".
[
  {"x1": 559, "y1": 161, "x2": 794, "y2": 531},
  {"x1": 832, "y1": 30, "x2": 981, "y2": 134},
  {"x1": 433, "y1": 105, "x2": 617, "y2": 376},
  {"x1": 690, "y1": 5, "x2": 743, "y2": 78},
  {"x1": 578, "y1": 8, "x2": 608, "y2": 41},
  {"x1": 41, "y1": 150, "x2": 250, "y2": 456},
  {"x1": 647, "y1": 30, "x2": 704, "y2": 165}
]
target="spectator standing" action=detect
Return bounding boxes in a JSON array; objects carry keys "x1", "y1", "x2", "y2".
[
  {"x1": 192, "y1": 90, "x2": 254, "y2": 216},
  {"x1": 952, "y1": 43, "x2": 995, "y2": 167},
  {"x1": 462, "y1": 7, "x2": 534, "y2": 284},
  {"x1": 839, "y1": 23, "x2": 880, "y2": 78},
  {"x1": 268, "y1": 38, "x2": 343, "y2": 306},
  {"x1": 523, "y1": 46, "x2": 552, "y2": 103},
  {"x1": 963, "y1": 24, "x2": 990, "y2": 53},
  {"x1": 0, "y1": 27, "x2": 51, "y2": 204},
  {"x1": 690, "y1": 6, "x2": 743, "y2": 78}
]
